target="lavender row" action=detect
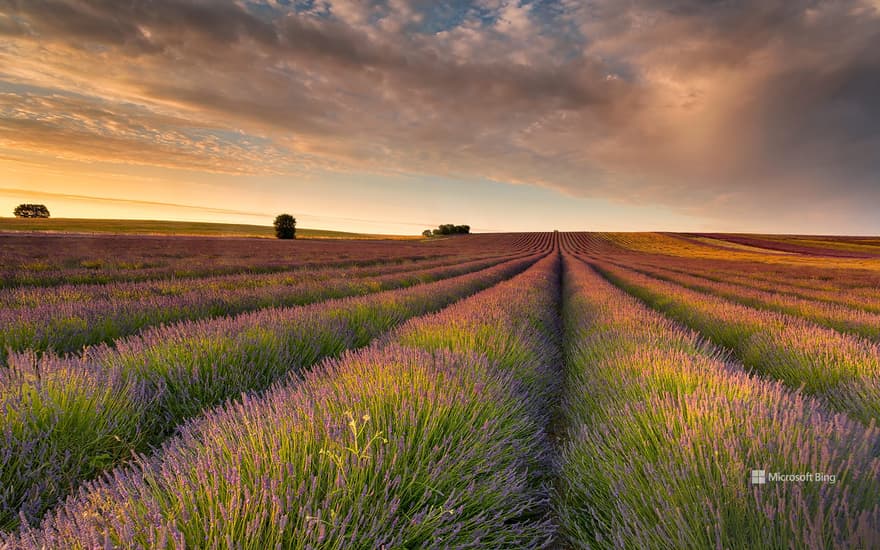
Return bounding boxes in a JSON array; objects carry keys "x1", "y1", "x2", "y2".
[
  {"x1": 554, "y1": 255, "x2": 880, "y2": 548},
  {"x1": 613, "y1": 259, "x2": 880, "y2": 341},
  {"x1": 9, "y1": 254, "x2": 562, "y2": 548},
  {"x1": 567, "y1": 229, "x2": 880, "y2": 298},
  {"x1": 1, "y1": 232, "x2": 552, "y2": 288},
  {"x1": 0, "y1": 252, "x2": 520, "y2": 363},
  {"x1": 3, "y1": 247, "x2": 439, "y2": 289},
  {"x1": 620, "y1": 254, "x2": 880, "y2": 319},
  {"x1": 0, "y1": 252, "x2": 500, "y2": 309},
  {"x1": 591, "y1": 259, "x2": 880, "y2": 425},
  {"x1": 0, "y1": 253, "x2": 542, "y2": 531},
  {"x1": 644, "y1": 261, "x2": 880, "y2": 310},
  {"x1": 633, "y1": 256, "x2": 880, "y2": 300}
]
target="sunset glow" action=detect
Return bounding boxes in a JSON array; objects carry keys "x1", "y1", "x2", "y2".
[{"x1": 2, "y1": 1, "x2": 879, "y2": 233}]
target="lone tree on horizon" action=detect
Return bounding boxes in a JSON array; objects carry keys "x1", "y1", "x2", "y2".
[
  {"x1": 426, "y1": 224, "x2": 470, "y2": 236},
  {"x1": 13, "y1": 204, "x2": 50, "y2": 218},
  {"x1": 274, "y1": 214, "x2": 296, "y2": 239}
]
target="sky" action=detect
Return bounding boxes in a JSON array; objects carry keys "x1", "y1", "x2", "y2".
[{"x1": 1, "y1": 0, "x2": 879, "y2": 234}]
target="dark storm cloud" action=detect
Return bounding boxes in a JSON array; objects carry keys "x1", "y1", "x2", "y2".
[
  {"x1": 1, "y1": 0, "x2": 879, "y2": 226},
  {"x1": 0, "y1": 0, "x2": 275, "y2": 51},
  {"x1": 558, "y1": 0, "x2": 880, "y2": 219}
]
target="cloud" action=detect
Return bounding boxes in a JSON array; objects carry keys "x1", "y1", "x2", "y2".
[
  {"x1": 0, "y1": 0, "x2": 879, "y2": 227},
  {"x1": 0, "y1": 91, "x2": 301, "y2": 173},
  {"x1": 0, "y1": 187, "x2": 267, "y2": 216}
]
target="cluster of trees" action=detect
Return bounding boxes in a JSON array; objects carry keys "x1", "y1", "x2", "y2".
[
  {"x1": 273, "y1": 214, "x2": 296, "y2": 239},
  {"x1": 13, "y1": 204, "x2": 50, "y2": 218},
  {"x1": 422, "y1": 224, "x2": 471, "y2": 237}
]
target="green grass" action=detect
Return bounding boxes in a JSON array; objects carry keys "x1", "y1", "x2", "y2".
[{"x1": 0, "y1": 218, "x2": 418, "y2": 239}]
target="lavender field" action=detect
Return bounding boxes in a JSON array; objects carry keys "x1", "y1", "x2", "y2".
[{"x1": 2, "y1": 231, "x2": 880, "y2": 549}]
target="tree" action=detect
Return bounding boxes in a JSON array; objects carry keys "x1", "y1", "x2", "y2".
[
  {"x1": 273, "y1": 214, "x2": 296, "y2": 239},
  {"x1": 422, "y1": 229, "x2": 433, "y2": 237},
  {"x1": 13, "y1": 204, "x2": 50, "y2": 218},
  {"x1": 428, "y1": 223, "x2": 470, "y2": 236}
]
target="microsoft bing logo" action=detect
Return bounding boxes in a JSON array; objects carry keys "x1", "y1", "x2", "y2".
[{"x1": 748, "y1": 469, "x2": 837, "y2": 485}]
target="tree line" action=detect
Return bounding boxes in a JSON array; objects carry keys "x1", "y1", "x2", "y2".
[
  {"x1": 422, "y1": 224, "x2": 470, "y2": 237},
  {"x1": 13, "y1": 204, "x2": 50, "y2": 218}
]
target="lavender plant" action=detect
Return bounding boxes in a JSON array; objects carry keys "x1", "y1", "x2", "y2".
[
  {"x1": 594, "y1": 260, "x2": 880, "y2": 425},
  {"x1": 0, "y1": 253, "x2": 527, "y2": 363},
  {"x1": 614, "y1": 259, "x2": 880, "y2": 341},
  {"x1": 8, "y1": 254, "x2": 562, "y2": 548},
  {"x1": 0, "y1": 254, "x2": 542, "y2": 530},
  {"x1": 554, "y1": 255, "x2": 880, "y2": 548}
]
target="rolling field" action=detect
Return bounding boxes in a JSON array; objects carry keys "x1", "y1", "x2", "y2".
[
  {"x1": 0, "y1": 218, "x2": 411, "y2": 240},
  {"x1": 2, "y1": 231, "x2": 880, "y2": 548}
]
